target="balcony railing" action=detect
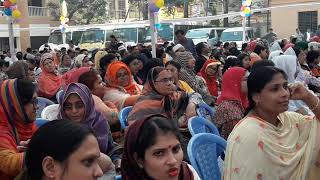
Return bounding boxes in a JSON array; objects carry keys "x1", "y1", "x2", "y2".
[
  {"x1": 28, "y1": 6, "x2": 49, "y2": 16},
  {"x1": 0, "y1": 6, "x2": 49, "y2": 17}
]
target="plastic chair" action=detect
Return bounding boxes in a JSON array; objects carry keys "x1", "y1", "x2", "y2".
[
  {"x1": 35, "y1": 118, "x2": 50, "y2": 128},
  {"x1": 115, "y1": 175, "x2": 122, "y2": 180},
  {"x1": 41, "y1": 104, "x2": 60, "y2": 120},
  {"x1": 56, "y1": 90, "x2": 64, "y2": 104},
  {"x1": 36, "y1": 97, "x2": 55, "y2": 118},
  {"x1": 118, "y1": 106, "x2": 132, "y2": 129},
  {"x1": 196, "y1": 103, "x2": 216, "y2": 121},
  {"x1": 188, "y1": 116, "x2": 220, "y2": 136},
  {"x1": 188, "y1": 133, "x2": 226, "y2": 180}
]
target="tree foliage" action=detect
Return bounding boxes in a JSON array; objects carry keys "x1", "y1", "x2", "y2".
[{"x1": 47, "y1": 0, "x2": 108, "y2": 25}]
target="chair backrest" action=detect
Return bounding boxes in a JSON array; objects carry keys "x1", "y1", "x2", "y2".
[
  {"x1": 187, "y1": 133, "x2": 226, "y2": 180},
  {"x1": 36, "y1": 97, "x2": 55, "y2": 118},
  {"x1": 56, "y1": 90, "x2": 64, "y2": 104},
  {"x1": 118, "y1": 106, "x2": 133, "y2": 129},
  {"x1": 115, "y1": 175, "x2": 122, "y2": 180},
  {"x1": 196, "y1": 103, "x2": 216, "y2": 122},
  {"x1": 35, "y1": 118, "x2": 50, "y2": 128},
  {"x1": 188, "y1": 116, "x2": 220, "y2": 136},
  {"x1": 41, "y1": 104, "x2": 60, "y2": 120}
]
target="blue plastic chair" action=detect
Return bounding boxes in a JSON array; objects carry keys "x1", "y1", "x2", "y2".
[
  {"x1": 56, "y1": 90, "x2": 64, "y2": 104},
  {"x1": 115, "y1": 175, "x2": 122, "y2": 180},
  {"x1": 187, "y1": 133, "x2": 226, "y2": 180},
  {"x1": 188, "y1": 116, "x2": 220, "y2": 136},
  {"x1": 36, "y1": 97, "x2": 55, "y2": 118},
  {"x1": 35, "y1": 118, "x2": 50, "y2": 128},
  {"x1": 118, "y1": 106, "x2": 133, "y2": 129},
  {"x1": 196, "y1": 103, "x2": 216, "y2": 121}
]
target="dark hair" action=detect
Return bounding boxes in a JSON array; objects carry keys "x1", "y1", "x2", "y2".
[
  {"x1": 75, "y1": 47, "x2": 81, "y2": 51},
  {"x1": 229, "y1": 47, "x2": 240, "y2": 56},
  {"x1": 24, "y1": 120, "x2": 93, "y2": 180},
  {"x1": 250, "y1": 60, "x2": 275, "y2": 72},
  {"x1": 100, "y1": 53, "x2": 117, "y2": 71},
  {"x1": 26, "y1": 48, "x2": 32, "y2": 53},
  {"x1": 17, "y1": 79, "x2": 36, "y2": 105},
  {"x1": 136, "y1": 115, "x2": 181, "y2": 160},
  {"x1": 16, "y1": 52, "x2": 23, "y2": 60},
  {"x1": 223, "y1": 42, "x2": 230, "y2": 49},
  {"x1": 80, "y1": 49, "x2": 88, "y2": 54},
  {"x1": 165, "y1": 60, "x2": 181, "y2": 72},
  {"x1": 78, "y1": 69, "x2": 99, "y2": 90},
  {"x1": 140, "y1": 48, "x2": 152, "y2": 59},
  {"x1": 241, "y1": 43, "x2": 248, "y2": 51},
  {"x1": 156, "y1": 48, "x2": 165, "y2": 59},
  {"x1": 67, "y1": 49, "x2": 75, "y2": 55},
  {"x1": 196, "y1": 42, "x2": 207, "y2": 55},
  {"x1": 26, "y1": 58, "x2": 36, "y2": 67},
  {"x1": 247, "y1": 66, "x2": 287, "y2": 112},
  {"x1": 253, "y1": 44, "x2": 267, "y2": 55},
  {"x1": 123, "y1": 55, "x2": 139, "y2": 66},
  {"x1": 237, "y1": 53, "x2": 249, "y2": 67},
  {"x1": 175, "y1": 29, "x2": 185, "y2": 36},
  {"x1": 222, "y1": 56, "x2": 240, "y2": 74},
  {"x1": 292, "y1": 47, "x2": 301, "y2": 57},
  {"x1": 306, "y1": 50, "x2": 320, "y2": 64},
  {"x1": 60, "y1": 54, "x2": 69, "y2": 64}
]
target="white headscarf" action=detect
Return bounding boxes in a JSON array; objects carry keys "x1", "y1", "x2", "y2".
[
  {"x1": 270, "y1": 41, "x2": 282, "y2": 52},
  {"x1": 272, "y1": 55, "x2": 297, "y2": 83},
  {"x1": 268, "y1": 50, "x2": 283, "y2": 61},
  {"x1": 284, "y1": 47, "x2": 296, "y2": 56}
]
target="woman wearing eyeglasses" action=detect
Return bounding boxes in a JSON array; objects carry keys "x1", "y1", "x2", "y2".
[
  {"x1": 127, "y1": 67, "x2": 202, "y2": 161},
  {"x1": 0, "y1": 79, "x2": 37, "y2": 180},
  {"x1": 127, "y1": 67, "x2": 202, "y2": 129},
  {"x1": 103, "y1": 61, "x2": 141, "y2": 111},
  {"x1": 58, "y1": 83, "x2": 122, "y2": 175}
]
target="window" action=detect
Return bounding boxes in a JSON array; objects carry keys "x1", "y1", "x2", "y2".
[{"x1": 298, "y1": 11, "x2": 318, "y2": 33}]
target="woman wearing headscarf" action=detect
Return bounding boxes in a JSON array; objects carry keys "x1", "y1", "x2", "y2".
[
  {"x1": 94, "y1": 50, "x2": 108, "y2": 71},
  {"x1": 121, "y1": 115, "x2": 200, "y2": 180},
  {"x1": 174, "y1": 51, "x2": 216, "y2": 105},
  {"x1": 37, "y1": 53, "x2": 62, "y2": 99},
  {"x1": 268, "y1": 41, "x2": 283, "y2": 61},
  {"x1": 198, "y1": 59, "x2": 221, "y2": 97},
  {"x1": 127, "y1": 67, "x2": 202, "y2": 128},
  {"x1": 103, "y1": 61, "x2": 141, "y2": 110},
  {"x1": 215, "y1": 67, "x2": 249, "y2": 140},
  {"x1": 224, "y1": 66, "x2": 320, "y2": 180},
  {"x1": 0, "y1": 79, "x2": 37, "y2": 180},
  {"x1": 58, "y1": 54, "x2": 72, "y2": 74},
  {"x1": 288, "y1": 47, "x2": 320, "y2": 93},
  {"x1": 74, "y1": 54, "x2": 92, "y2": 68},
  {"x1": 58, "y1": 83, "x2": 122, "y2": 171},
  {"x1": 272, "y1": 55, "x2": 313, "y2": 115}
]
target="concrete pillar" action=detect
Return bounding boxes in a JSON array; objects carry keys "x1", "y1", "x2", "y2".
[{"x1": 18, "y1": 0, "x2": 31, "y2": 52}]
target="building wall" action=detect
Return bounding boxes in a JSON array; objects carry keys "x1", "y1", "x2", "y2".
[{"x1": 271, "y1": 0, "x2": 320, "y2": 38}]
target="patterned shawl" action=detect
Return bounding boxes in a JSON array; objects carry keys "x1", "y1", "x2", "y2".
[
  {"x1": 0, "y1": 79, "x2": 36, "y2": 179},
  {"x1": 174, "y1": 51, "x2": 198, "y2": 90}
]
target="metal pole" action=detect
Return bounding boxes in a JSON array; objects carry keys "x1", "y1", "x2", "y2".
[
  {"x1": 8, "y1": 16, "x2": 16, "y2": 62},
  {"x1": 148, "y1": 0, "x2": 157, "y2": 58},
  {"x1": 242, "y1": 16, "x2": 246, "y2": 42}
]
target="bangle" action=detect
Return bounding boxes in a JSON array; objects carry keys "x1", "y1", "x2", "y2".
[{"x1": 310, "y1": 97, "x2": 320, "y2": 111}]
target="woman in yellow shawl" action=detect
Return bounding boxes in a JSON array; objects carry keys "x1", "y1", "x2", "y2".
[{"x1": 224, "y1": 66, "x2": 320, "y2": 180}]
